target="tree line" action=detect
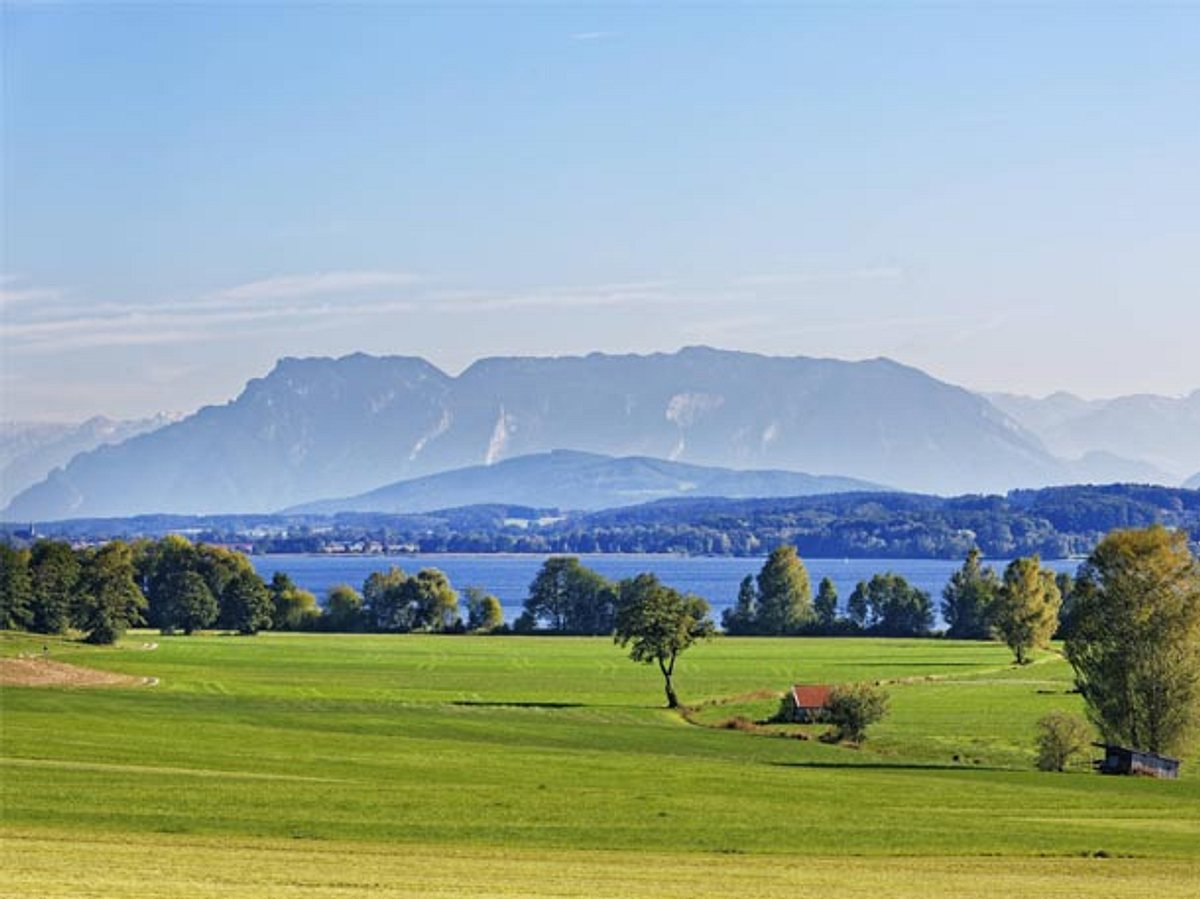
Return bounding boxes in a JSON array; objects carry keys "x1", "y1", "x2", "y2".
[
  {"x1": 2, "y1": 525, "x2": 1196, "y2": 759},
  {"x1": 0, "y1": 535, "x2": 507, "y2": 643}
]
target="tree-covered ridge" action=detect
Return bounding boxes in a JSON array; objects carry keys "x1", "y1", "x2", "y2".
[{"x1": 5, "y1": 484, "x2": 1198, "y2": 560}]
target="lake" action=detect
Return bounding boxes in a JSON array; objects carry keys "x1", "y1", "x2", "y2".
[{"x1": 248, "y1": 553, "x2": 1083, "y2": 626}]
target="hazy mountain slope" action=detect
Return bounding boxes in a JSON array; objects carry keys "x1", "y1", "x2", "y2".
[
  {"x1": 5, "y1": 355, "x2": 451, "y2": 518},
  {"x1": 1186, "y1": 472, "x2": 1200, "y2": 490},
  {"x1": 0, "y1": 415, "x2": 176, "y2": 507},
  {"x1": 989, "y1": 390, "x2": 1200, "y2": 481},
  {"x1": 7, "y1": 348, "x2": 1073, "y2": 520},
  {"x1": 286, "y1": 450, "x2": 885, "y2": 514}
]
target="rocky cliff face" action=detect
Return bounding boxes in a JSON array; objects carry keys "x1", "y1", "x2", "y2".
[{"x1": 4, "y1": 347, "x2": 1091, "y2": 520}]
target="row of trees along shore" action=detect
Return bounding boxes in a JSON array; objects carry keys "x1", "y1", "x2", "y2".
[{"x1": 1, "y1": 526, "x2": 1197, "y2": 756}]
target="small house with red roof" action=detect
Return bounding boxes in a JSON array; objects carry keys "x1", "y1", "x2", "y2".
[{"x1": 781, "y1": 684, "x2": 833, "y2": 723}]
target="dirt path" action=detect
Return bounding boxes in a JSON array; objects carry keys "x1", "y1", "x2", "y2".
[{"x1": 0, "y1": 657, "x2": 151, "y2": 688}]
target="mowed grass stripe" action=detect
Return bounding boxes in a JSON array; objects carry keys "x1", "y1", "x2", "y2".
[{"x1": 3, "y1": 829, "x2": 1199, "y2": 899}]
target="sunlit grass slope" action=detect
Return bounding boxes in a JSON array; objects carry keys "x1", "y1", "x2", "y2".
[{"x1": 2, "y1": 631, "x2": 1198, "y2": 896}]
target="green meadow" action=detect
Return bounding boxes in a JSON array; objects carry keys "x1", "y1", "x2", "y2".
[{"x1": 2, "y1": 631, "x2": 1198, "y2": 896}]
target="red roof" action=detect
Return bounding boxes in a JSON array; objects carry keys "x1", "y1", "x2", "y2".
[{"x1": 790, "y1": 684, "x2": 832, "y2": 708}]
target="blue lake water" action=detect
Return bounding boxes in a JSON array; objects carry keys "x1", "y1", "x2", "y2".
[{"x1": 249, "y1": 553, "x2": 1083, "y2": 626}]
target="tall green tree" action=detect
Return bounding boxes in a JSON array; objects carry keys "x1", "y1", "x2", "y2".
[
  {"x1": 75, "y1": 541, "x2": 146, "y2": 644},
  {"x1": 165, "y1": 570, "x2": 219, "y2": 635},
  {"x1": 1065, "y1": 526, "x2": 1200, "y2": 756},
  {"x1": 721, "y1": 575, "x2": 758, "y2": 635},
  {"x1": 847, "y1": 573, "x2": 933, "y2": 636},
  {"x1": 0, "y1": 543, "x2": 34, "y2": 631},
  {"x1": 825, "y1": 683, "x2": 890, "y2": 743},
  {"x1": 403, "y1": 568, "x2": 460, "y2": 632},
  {"x1": 142, "y1": 534, "x2": 200, "y2": 630},
  {"x1": 754, "y1": 545, "x2": 813, "y2": 634},
  {"x1": 941, "y1": 548, "x2": 1000, "y2": 639},
  {"x1": 363, "y1": 566, "x2": 411, "y2": 631},
  {"x1": 464, "y1": 586, "x2": 504, "y2": 632},
  {"x1": 614, "y1": 573, "x2": 714, "y2": 709},
  {"x1": 522, "y1": 557, "x2": 616, "y2": 634},
  {"x1": 28, "y1": 540, "x2": 81, "y2": 634},
  {"x1": 324, "y1": 584, "x2": 365, "y2": 632},
  {"x1": 991, "y1": 556, "x2": 1061, "y2": 664},
  {"x1": 267, "y1": 572, "x2": 320, "y2": 631},
  {"x1": 195, "y1": 544, "x2": 255, "y2": 601},
  {"x1": 220, "y1": 569, "x2": 272, "y2": 635},
  {"x1": 814, "y1": 577, "x2": 839, "y2": 631}
]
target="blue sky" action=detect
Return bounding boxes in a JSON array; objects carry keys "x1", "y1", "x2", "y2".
[{"x1": 2, "y1": 3, "x2": 1198, "y2": 420}]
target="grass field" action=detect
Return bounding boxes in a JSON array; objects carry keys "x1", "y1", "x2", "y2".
[{"x1": 2, "y1": 630, "x2": 1198, "y2": 896}]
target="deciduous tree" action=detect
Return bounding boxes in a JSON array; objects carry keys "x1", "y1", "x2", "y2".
[
  {"x1": 465, "y1": 586, "x2": 504, "y2": 632},
  {"x1": 847, "y1": 573, "x2": 933, "y2": 636},
  {"x1": 991, "y1": 556, "x2": 1061, "y2": 664},
  {"x1": 75, "y1": 541, "x2": 146, "y2": 644},
  {"x1": 0, "y1": 544, "x2": 33, "y2": 631},
  {"x1": 523, "y1": 557, "x2": 616, "y2": 634},
  {"x1": 1065, "y1": 526, "x2": 1200, "y2": 756},
  {"x1": 29, "y1": 540, "x2": 80, "y2": 635},
  {"x1": 324, "y1": 584, "x2": 365, "y2": 632},
  {"x1": 824, "y1": 683, "x2": 889, "y2": 743},
  {"x1": 614, "y1": 573, "x2": 714, "y2": 708},
  {"x1": 220, "y1": 569, "x2": 272, "y2": 635},
  {"x1": 754, "y1": 545, "x2": 813, "y2": 634},
  {"x1": 1035, "y1": 711, "x2": 1092, "y2": 772},
  {"x1": 267, "y1": 572, "x2": 320, "y2": 631}
]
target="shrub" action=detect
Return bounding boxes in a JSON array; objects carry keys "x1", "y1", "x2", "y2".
[
  {"x1": 825, "y1": 682, "x2": 889, "y2": 743},
  {"x1": 1035, "y1": 711, "x2": 1092, "y2": 772}
]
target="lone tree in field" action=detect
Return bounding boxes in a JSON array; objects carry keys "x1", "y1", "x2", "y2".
[
  {"x1": 1065, "y1": 526, "x2": 1200, "y2": 756},
  {"x1": 614, "y1": 573, "x2": 714, "y2": 709},
  {"x1": 990, "y1": 556, "x2": 1061, "y2": 664}
]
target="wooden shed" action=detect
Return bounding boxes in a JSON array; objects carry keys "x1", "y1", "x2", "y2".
[
  {"x1": 1094, "y1": 744, "x2": 1180, "y2": 780},
  {"x1": 780, "y1": 684, "x2": 833, "y2": 723}
]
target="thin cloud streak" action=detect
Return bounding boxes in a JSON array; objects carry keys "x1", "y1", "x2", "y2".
[
  {"x1": 0, "y1": 285, "x2": 65, "y2": 308},
  {"x1": 208, "y1": 270, "x2": 421, "y2": 303},
  {"x1": 733, "y1": 266, "x2": 907, "y2": 288}
]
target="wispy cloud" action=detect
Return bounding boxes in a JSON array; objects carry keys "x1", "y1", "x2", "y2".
[
  {"x1": 733, "y1": 266, "x2": 907, "y2": 288},
  {"x1": 571, "y1": 31, "x2": 618, "y2": 42},
  {"x1": 430, "y1": 280, "x2": 690, "y2": 313},
  {"x1": 209, "y1": 270, "x2": 420, "y2": 303},
  {"x1": 0, "y1": 278, "x2": 66, "y2": 308},
  {"x1": 1, "y1": 269, "x2": 427, "y2": 354}
]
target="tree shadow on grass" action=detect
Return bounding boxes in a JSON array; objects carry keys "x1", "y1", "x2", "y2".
[
  {"x1": 769, "y1": 760, "x2": 1010, "y2": 773},
  {"x1": 450, "y1": 700, "x2": 584, "y2": 709}
]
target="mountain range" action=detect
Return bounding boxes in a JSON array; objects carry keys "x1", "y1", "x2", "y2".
[
  {"x1": 0, "y1": 415, "x2": 176, "y2": 508},
  {"x1": 286, "y1": 449, "x2": 882, "y2": 515},
  {"x1": 988, "y1": 390, "x2": 1200, "y2": 482},
  {"x1": 3, "y1": 348, "x2": 1194, "y2": 521}
]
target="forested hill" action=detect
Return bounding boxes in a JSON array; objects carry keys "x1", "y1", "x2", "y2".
[
  {"x1": 8, "y1": 484, "x2": 1198, "y2": 561},
  {"x1": 559, "y1": 484, "x2": 1200, "y2": 558}
]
